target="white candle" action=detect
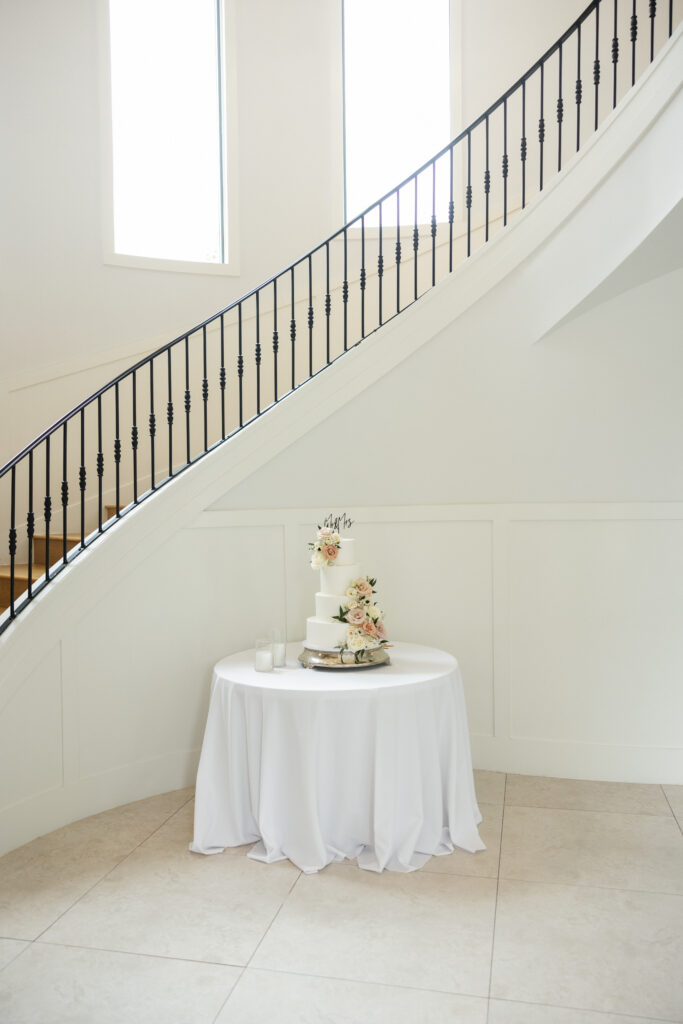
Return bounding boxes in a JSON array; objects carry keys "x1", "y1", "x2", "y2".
[
  {"x1": 272, "y1": 642, "x2": 286, "y2": 668},
  {"x1": 254, "y1": 649, "x2": 273, "y2": 672}
]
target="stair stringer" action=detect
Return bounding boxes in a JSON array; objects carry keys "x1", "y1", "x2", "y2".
[{"x1": 0, "y1": 27, "x2": 681, "y2": 856}]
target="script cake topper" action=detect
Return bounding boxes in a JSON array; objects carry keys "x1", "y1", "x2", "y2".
[{"x1": 323, "y1": 512, "x2": 354, "y2": 532}]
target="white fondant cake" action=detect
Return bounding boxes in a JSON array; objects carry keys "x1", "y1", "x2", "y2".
[{"x1": 304, "y1": 538, "x2": 359, "y2": 651}]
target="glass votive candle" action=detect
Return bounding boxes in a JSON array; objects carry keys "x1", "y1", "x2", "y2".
[
  {"x1": 272, "y1": 640, "x2": 286, "y2": 668},
  {"x1": 254, "y1": 638, "x2": 274, "y2": 672}
]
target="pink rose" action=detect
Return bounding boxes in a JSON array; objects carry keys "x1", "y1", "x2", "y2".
[
  {"x1": 319, "y1": 527, "x2": 333, "y2": 538},
  {"x1": 356, "y1": 579, "x2": 372, "y2": 597},
  {"x1": 375, "y1": 622, "x2": 387, "y2": 640},
  {"x1": 323, "y1": 544, "x2": 338, "y2": 561},
  {"x1": 361, "y1": 620, "x2": 377, "y2": 636},
  {"x1": 345, "y1": 606, "x2": 366, "y2": 625}
]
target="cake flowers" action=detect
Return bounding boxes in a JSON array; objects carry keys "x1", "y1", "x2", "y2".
[
  {"x1": 308, "y1": 526, "x2": 341, "y2": 568},
  {"x1": 331, "y1": 576, "x2": 390, "y2": 662}
]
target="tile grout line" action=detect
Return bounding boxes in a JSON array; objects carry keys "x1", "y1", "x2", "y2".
[
  {"x1": 660, "y1": 784, "x2": 683, "y2": 837},
  {"x1": 502, "y1": 800, "x2": 676, "y2": 818},
  {"x1": 490, "y1": 993, "x2": 682, "y2": 1023},
  {"x1": 210, "y1": 867, "x2": 304, "y2": 1023},
  {"x1": 485, "y1": 772, "x2": 507, "y2": 1024},
  {"x1": 30, "y1": 791, "x2": 196, "y2": 944}
]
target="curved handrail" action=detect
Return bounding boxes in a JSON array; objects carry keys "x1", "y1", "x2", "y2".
[{"x1": 0, "y1": 0, "x2": 677, "y2": 631}]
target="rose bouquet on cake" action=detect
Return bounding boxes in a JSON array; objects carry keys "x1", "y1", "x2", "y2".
[
  {"x1": 308, "y1": 526, "x2": 341, "y2": 568},
  {"x1": 332, "y1": 576, "x2": 389, "y2": 661}
]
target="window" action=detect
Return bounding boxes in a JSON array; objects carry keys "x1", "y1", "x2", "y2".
[
  {"x1": 109, "y1": 0, "x2": 226, "y2": 264},
  {"x1": 343, "y1": 0, "x2": 451, "y2": 224}
]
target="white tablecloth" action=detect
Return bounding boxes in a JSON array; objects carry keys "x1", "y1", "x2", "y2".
[{"x1": 190, "y1": 641, "x2": 484, "y2": 873}]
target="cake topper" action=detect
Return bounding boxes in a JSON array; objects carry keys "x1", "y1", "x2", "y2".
[{"x1": 323, "y1": 512, "x2": 354, "y2": 532}]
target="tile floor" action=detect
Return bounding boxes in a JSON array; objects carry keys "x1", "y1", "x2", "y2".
[{"x1": 0, "y1": 772, "x2": 681, "y2": 1023}]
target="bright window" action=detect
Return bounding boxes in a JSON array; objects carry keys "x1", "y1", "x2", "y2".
[
  {"x1": 109, "y1": 0, "x2": 226, "y2": 264},
  {"x1": 343, "y1": 0, "x2": 451, "y2": 224}
]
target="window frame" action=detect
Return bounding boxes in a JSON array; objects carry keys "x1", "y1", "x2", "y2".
[{"x1": 100, "y1": 0, "x2": 240, "y2": 276}]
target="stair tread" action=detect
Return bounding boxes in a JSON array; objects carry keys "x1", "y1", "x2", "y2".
[
  {"x1": 34, "y1": 533, "x2": 81, "y2": 541},
  {"x1": 0, "y1": 563, "x2": 47, "y2": 577}
]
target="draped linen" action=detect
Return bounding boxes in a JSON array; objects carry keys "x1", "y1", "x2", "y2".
[{"x1": 190, "y1": 642, "x2": 485, "y2": 873}]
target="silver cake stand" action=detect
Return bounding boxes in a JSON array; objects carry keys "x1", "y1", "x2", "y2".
[{"x1": 298, "y1": 646, "x2": 391, "y2": 670}]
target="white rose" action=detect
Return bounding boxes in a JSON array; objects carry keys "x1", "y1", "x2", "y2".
[
  {"x1": 368, "y1": 605, "x2": 382, "y2": 621},
  {"x1": 318, "y1": 527, "x2": 333, "y2": 539},
  {"x1": 311, "y1": 550, "x2": 325, "y2": 568},
  {"x1": 331, "y1": 532, "x2": 340, "y2": 544},
  {"x1": 347, "y1": 629, "x2": 364, "y2": 651},
  {"x1": 345, "y1": 597, "x2": 359, "y2": 609}
]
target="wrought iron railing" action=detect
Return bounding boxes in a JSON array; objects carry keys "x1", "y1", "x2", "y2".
[{"x1": 0, "y1": 0, "x2": 678, "y2": 633}]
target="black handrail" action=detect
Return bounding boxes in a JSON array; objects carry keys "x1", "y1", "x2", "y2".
[{"x1": 0, "y1": 0, "x2": 678, "y2": 632}]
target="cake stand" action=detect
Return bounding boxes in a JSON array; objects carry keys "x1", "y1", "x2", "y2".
[{"x1": 298, "y1": 646, "x2": 391, "y2": 670}]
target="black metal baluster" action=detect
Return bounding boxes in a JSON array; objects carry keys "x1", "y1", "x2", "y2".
[
  {"x1": 558, "y1": 45, "x2": 564, "y2": 171},
  {"x1": 360, "y1": 219, "x2": 366, "y2": 339},
  {"x1": 649, "y1": 0, "x2": 657, "y2": 61},
  {"x1": 114, "y1": 383, "x2": 121, "y2": 511},
  {"x1": 413, "y1": 175, "x2": 419, "y2": 299},
  {"x1": 219, "y1": 315, "x2": 226, "y2": 440},
  {"x1": 238, "y1": 303, "x2": 244, "y2": 427},
  {"x1": 97, "y1": 395, "x2": 104, "y2": 527},
  {"x1": 149, "y1": 360, "x2": 156, "y2": 488},
  {"x1": 539, "y1": 63, "x2": 545, "y2": 191},
  {"x1": 272, "y1": 278, "x2": 279, "y2": 402},
  {"x1": 669, "y1": 0, "x2": 673, "y2": 35},
  {"x1": 631, "y1": 0, "x2": 638, "y2": 84},
  {"x1": 395, "y1": 193, "x2": 401, "y2": 314},
  {"x1": 202, "y1": 325, "x2": 209, "y2": 448},
  {"x1": 485, "y1": 115, "x2": 490, "y2": 240},
  {"x1": 166, "y1": 350, "x2": 173, "y2": 476},
  {"x1": 431, "y1": 161, "x2": 437, "y2": 286},
  {"x1": 503, "y1": 98, "x2": 509, "y2": 225},
  {"x1": 594, "y1": 5, "x2": 601, "y2": 130},
  {"x1": 132, "y1": 371, "x2": 139, "y2": 503},
  {"x1": 183, "y1": 338, "x2": 191, "y2": 463},
  {"x1": 378, "y1": 203, "x2": 384, "y2": 327},
  {"x1": 8, "y1": 465, "x2": 16, "y2": 616},
  {"x1": 448, "y1": 146, "x2": 454, "y2": 272},
  {"x1": 466, "y1": 132, "x2": 472, "y2": 257},
  {"x1": 613, "y1": 0, "x2": 619, "y2": 108},
  {"x1": 27, "y1": 450, "x2": 34, "y2": 599},
  {"x1": 307, "y1": 256, "x2": 314, "y2": 371},
  {"x1": 576, "y1": 22, "x2": 582, "y2": 152},
  {"x1": 79, "y1": 409, "x2": 85, "y2": 546},
  {"x1": 290, "y1": 266, "x2": 296, "y2": 388},
  {"x1": 61, "y1": 422, "x2": 68, "y2": 563},
  {"x1": 44, "y1": 436, "x2": 51, "y2": 580},
  {"x1": 343, "y1": 228, "x2": 349, "y2": 348},
  {"x1": 255, "y1": 290, "x2": 262, "y2": 414},
  {"x1": 325, "y1": 242, "x2": 331, "y2": 362},
  {"x1": 521, "y1": 80, "x2": 527, "y2": 209}
]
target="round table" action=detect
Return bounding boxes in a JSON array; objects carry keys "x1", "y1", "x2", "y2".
[{"x1": 190, "y1": 641, "x2": 484, "y2": 873}]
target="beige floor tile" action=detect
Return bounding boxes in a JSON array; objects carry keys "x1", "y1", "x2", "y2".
[
  {"x1": 40, "y1": 833, "x2": 299, "y2": 966},
  {"x1": 0, "y1": 938, "x2": 29, "y2": 972},
  {"x1": 664, "y1": 784, "x2": 683, "y2": 824},
  {"x1": 0, "y1": 788, "x2": 194, "y2": 939},
  {"x1": 506, "y1": 774, "x2": 672, "y2": 816},
  {"x1": 474, "y1": 769, "x2": 506, "y2": 805},
  {"x1": 489, "y1": 999, "x2": 667, "y2": 1023},
  {"x1": 218, "y1": 968, "x2": 488, "y2": 1023},
  {"x1": 252, "y1": 864, "x2": 497, "y2": 996},
  {"x1": 500, "y1": 805, "x2": 683, "y2": 893},
  {"x1": 0, "y1": 942, "x2": 239, "y2": 1024},
  {"x1": 422, "y1": 802, "x2": 503, "y2": 878},
  {"x1": 491, "y1": 878, "x2": 683, "y2": 1020}
]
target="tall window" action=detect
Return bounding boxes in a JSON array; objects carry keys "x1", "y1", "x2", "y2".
[
  {"x1": 109, "y1": 0, "x2": 226, "y2": 264},
  {"x1": 343, "y1": 0, "x2": 451, "y2": 224}
]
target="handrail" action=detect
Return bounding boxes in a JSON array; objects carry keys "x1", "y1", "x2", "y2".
[{"x1": 0, "y1": 0, "x2": 678, "y2": 631}]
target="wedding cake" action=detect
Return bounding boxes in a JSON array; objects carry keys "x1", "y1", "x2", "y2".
[{"x1": 303, "y1": 516, "x2": 388, "y2": 658}]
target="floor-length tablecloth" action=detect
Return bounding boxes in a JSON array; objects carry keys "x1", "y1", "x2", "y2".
[{"x1": 190, "y1": 641, "x2": 484, "y2": 872}]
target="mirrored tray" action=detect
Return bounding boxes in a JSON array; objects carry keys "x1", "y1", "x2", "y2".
[{"x1": 298, "y1": 647, "x2": 391, "y2": 670}]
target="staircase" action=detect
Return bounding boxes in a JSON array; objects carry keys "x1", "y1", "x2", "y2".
[{"x1": 0, "y1": 0, "x2": 680, "y2": 634}]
